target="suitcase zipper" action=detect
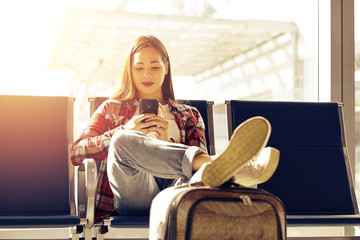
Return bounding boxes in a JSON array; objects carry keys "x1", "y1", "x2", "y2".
[{"x1": 239, "y1": 195, "x2": 253, "y2": 206}]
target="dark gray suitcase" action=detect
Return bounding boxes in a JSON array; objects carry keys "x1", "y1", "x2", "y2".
[{"x1": 150, "y1": 185, "x2": 286, "y2": 240}]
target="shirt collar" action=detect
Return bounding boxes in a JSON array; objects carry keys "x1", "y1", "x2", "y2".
[{"x1": 168, "y1": 98, "x2": 180, "y2": 113}]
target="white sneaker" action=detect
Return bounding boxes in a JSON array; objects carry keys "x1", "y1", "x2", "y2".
[
  {"x1": 201, "y1": 116, "x2": 271, "y2": 187},
  {"x1": 233, "y1": 147, "x2": 279, "y2": 187}
]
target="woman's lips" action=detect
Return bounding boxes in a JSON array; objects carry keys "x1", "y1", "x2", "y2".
[{"x1": 142, "y1": 82, "x2": 154, "y2": 87}]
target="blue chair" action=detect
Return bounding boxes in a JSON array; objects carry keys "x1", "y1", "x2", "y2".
[
  {"x1": 84, "y1": 97, "x2": 216, "y2": 239},
  {"x1": 226, "y1": 100, "x2": 360, "y2": 236},
  {"x1": 0, "y1": 95, "x2": 94, "y2": 240}
]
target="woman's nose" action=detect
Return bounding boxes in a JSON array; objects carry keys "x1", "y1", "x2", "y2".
[{"x1": 143, "y1": 70, "x2": 152, "y2": 78}]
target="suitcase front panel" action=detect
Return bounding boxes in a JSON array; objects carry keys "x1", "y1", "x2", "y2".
[
  {"x1": 186, "y1": 198, "x2": 280, "y2": 240},
  {"x1": 174, "y1": 188, "x2": 286, "y2": 240}
]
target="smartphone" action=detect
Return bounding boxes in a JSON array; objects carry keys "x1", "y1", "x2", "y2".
[{"x1": 139, "y1": 99, "x2": 159, "y2": 115}]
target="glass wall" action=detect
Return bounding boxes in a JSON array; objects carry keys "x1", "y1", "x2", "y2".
[
  {"x1": 0, "y1": 0, "x2": 320, "y2": 145},
  {"x1": 6, "y1": 0, "x2": 360, "y2": 211},
  {"x1": 180, "y1": 1, "x2": 320, "y2": 153},
  {"x1": 192, "y1": 1, "x2": 319, "y2": 104}
]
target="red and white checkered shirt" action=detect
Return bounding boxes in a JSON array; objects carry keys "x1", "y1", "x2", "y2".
[{"x1": 71, "y1": 99, "x2": 207, "y2": 222}]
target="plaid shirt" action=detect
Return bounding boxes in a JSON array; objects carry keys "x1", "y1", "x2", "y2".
[{"x1": 71, "y1": 99, "x2": 207, "y2": 222}]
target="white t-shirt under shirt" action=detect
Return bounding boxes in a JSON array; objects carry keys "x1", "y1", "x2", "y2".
[
  {"x1": 134, "y1": 103, "x2": 180, "y2": 142},
  {"x1": 162, "y1": 104, "x2": 181, "y2": 143}
]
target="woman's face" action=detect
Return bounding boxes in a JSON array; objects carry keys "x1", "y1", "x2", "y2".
[{"x1": 132, "y1": 47, "x2": 169, "y2": 101}]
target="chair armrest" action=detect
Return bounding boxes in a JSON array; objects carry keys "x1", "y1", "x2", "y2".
[{"x1": 76, "y1": 158, "x2": 97, "y2": 227}]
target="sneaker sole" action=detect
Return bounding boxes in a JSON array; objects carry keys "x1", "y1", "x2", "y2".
[
  {"x1": 234, "y1": 147, "x2": 280, "y2": 187},
  {"x1": 202, "y1": 116, "x2": 271, "y2": 187}
]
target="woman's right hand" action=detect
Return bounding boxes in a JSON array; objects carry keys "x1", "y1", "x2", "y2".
[{"x1": 122, "y1": 113, "x2": 157, "y2": 133}]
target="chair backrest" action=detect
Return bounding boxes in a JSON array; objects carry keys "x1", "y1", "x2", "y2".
[
  {"x1": 0, "y1": 95, "x2": 75, "y2": 216},
  {"x1": 88, "y1": 97, "x2": 215, "y2": 155},
  {"x1": 226, "y1": 100, "x2": 358, "y2": 215}
]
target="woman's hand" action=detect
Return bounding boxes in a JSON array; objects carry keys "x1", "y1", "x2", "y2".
[
  {"x1": 122, "y1": 104, "x2": 170, "y2": 141},
  {"x1": 122, "y1": 113, "x2": 157, "y2": 132},
  {"x1": 148, "y1": 104, "x2": 169, "y2": 141}
]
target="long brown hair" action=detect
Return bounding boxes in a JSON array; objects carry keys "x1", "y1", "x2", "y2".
[{"x1": 111, "y1": 35, "x2": 175, "y2": 102}]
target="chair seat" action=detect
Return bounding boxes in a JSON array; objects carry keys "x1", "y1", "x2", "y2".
[
  {"x1": 0, "y1": 215, "x2": 80, "y2": 228},
  {"x1": 287, "y1": 215, "x2": 360, "y2": 226}
]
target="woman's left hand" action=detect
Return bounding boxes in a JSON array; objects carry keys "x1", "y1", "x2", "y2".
[{"x1": 142, "y1": 104, "x2": 170, "y2": 142}]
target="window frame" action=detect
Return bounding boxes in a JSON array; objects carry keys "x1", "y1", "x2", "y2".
[{"x1": 331, "y1": 0, "x2": 355, "y2": 179}]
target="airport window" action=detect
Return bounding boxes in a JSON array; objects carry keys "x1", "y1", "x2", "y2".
[{"x1": 8, "y1": 0, "x2": 360, "y2": 202}]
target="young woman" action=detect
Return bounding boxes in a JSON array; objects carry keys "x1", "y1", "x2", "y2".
[{"x1": 71, "y1": 35, "x2": 278, "y2": 222}]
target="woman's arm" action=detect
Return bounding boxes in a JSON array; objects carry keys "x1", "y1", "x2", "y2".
[{"x1": 70, "y1": 103, "x2": 122, "y2": 166}]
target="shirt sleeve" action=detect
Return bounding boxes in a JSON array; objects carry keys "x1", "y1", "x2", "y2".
[
  {"x1": 186, "y1": 109, "x2": 208, "y2": 154},
  {"x1": 70, "y1": 102, "x2": 121, "y2": 166}
]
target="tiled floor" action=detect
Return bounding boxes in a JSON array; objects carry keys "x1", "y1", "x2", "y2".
[{"x1": 1, "y1": 226, "x2": 360, "y2": 239}]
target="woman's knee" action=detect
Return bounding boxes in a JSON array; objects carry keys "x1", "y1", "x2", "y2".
[
  {"x1": 110, "y1": 130, "x2": 141, "y2": 151},
  {"x1": 108, "y1": 130, "x2": 142, "y2": 177},
  {"x1": 108, "y1": 130, "x2": 147, "y2": 166}
]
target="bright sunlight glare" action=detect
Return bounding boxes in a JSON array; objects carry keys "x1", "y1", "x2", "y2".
[
  {"x1": 0, "y1": 1, "x2": 60, "y2": 96},
  {"x1": 0, "y1": 0, "x2": 120, "y2": 96}
]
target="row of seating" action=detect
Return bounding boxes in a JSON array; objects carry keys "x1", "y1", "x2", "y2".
[
  {"x1": 0, "y1": 95, "x2": 88, "y2": 240},
  {"x1": 0, "y1": 95, "x2": 359, "y2": 239}
]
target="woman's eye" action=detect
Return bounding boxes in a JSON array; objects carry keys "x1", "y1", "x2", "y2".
[
  {"x1": 152, "y1": 67, "x2": 160, "y2": 70},
  {"x1": 135, "y1": 68, "x2": 143, "y2": 71}
]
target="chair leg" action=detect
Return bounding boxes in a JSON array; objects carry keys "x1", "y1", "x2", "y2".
[
  {"x1": 70, "y1": 226, "x2": 94, "y2": 240},
  {"x1": 344, "y1": 226, "x2": 355, "y2": 236},
  {"x1": 83, "y1": 226, "x2": 94, "y2": 240},
  {"x1": 70, "y1": 226, "x2": 81, "y2": 240},
  {"x1": 94, "y1": 225, "x2": 108, "y2": 240}
]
